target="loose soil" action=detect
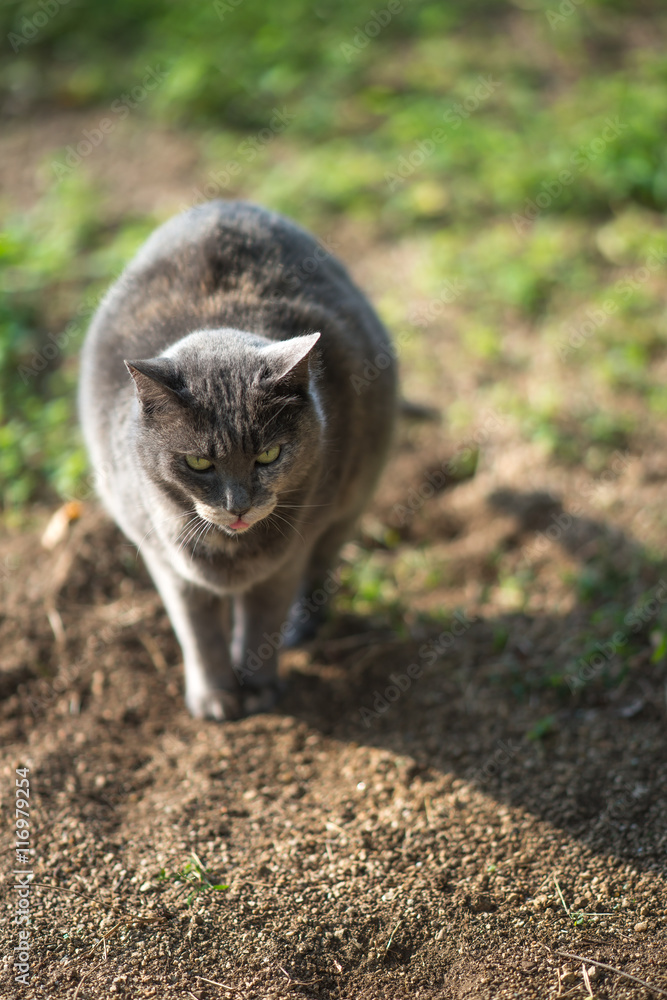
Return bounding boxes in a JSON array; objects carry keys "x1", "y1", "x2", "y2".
[
  {"x1": 2, "y1": 421, "x2": 667, "y2": 999},
  {"x1": 1, "y1": 114, "x2": 667, "y2": 1000}
]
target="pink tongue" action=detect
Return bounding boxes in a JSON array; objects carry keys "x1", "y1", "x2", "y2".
[{"x1": 229, "y1": 518, "x2": 249, "y2": 530}]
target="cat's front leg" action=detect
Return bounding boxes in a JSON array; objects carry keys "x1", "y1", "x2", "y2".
[
  {"x1": 232, "y1": 562, "x2": 306, "y2": 714},
  {"x1": 141, "y1": 549, "x2": 240, "y2": 721}
]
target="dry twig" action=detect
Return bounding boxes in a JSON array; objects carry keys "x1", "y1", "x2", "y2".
[
  {"x1": 386, "y1": 917, "x2": 402, "y2": 952},
  {"x1": 72, "y1": 960, "x2": 106, "y2": 1000},
  {"x1": 195, "y1": 975, "x2": 243, "y2": 996},
  {"x1": 553, "y1": 875, "x2": 570, "y2": 916},
  {"x1": 556, "y1": 950, "x2": 667, "y2": 997}
]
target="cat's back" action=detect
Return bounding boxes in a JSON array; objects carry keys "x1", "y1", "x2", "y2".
[
  {"x1": 79, "y1": 201, "x2": 396, "y2": 470},
  {"x1": 83, "y1": 201, "x2": 388, "y2": 376},
  {"x1": 98, "y1": 199, "x2": 373, "y2": 326}
]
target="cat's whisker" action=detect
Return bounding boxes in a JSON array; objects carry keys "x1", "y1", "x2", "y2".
[
  {"x1": 191, "y1": 520, "x2": 213, "y2": 559},
  {"x1": 275, "y1": 488, "x2": 332, "y2": 505},
  {"x1": 274, "y1": 506, "x2": 317, "y2": 528},
  {"x1": 269, "y1": 509, "x2": 305, "y2": 544},
  {"x1": 177, "y1": 516, "x2": 207, "y2": 554},
  {"x1": 135, "y1": 508, "x2": 199, "y2": 560},
  {"x1": 275, "y1": 502, "x2": 331, "y2": 509},
  {"x1": 181, "y1": 518, "x2": 207, "y2": 549},
  {"x1": 266, "y1": 515, "x2": 288, "y2": 541},
  {"x1": 171, "y1": 513, "x2": 203, "y2": 547}
]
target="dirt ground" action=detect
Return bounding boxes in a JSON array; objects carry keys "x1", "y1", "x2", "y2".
[{"x1": 2, "y1": 116, "x2": 667, "y2": 1000}]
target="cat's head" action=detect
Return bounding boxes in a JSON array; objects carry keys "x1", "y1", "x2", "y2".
[{"x1": 125, "y1": 329, "x2": 323, "y2": 537}]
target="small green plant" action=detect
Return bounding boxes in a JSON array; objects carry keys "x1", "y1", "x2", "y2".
[
  {"x1": 525, "y1": 714, "x2": 556, "y2": 741},
  {"x1": 156, "y1": 852, "x2": 228, "y2": 906},
  {"x1": 651, "y1": 630, "x2": 667, "y2": 663}
]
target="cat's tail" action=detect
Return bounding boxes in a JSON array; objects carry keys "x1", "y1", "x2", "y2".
[{"x1": 399, "y1": 398, "x2": 440, "y2": 422}]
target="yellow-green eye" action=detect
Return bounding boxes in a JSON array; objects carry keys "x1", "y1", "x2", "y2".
[
  {"x1": 256, "y1": 445, "x2": 281, "y2": 465},
  {"x1": 185, "y1": 455, "x2": 213, "y2": 471}
]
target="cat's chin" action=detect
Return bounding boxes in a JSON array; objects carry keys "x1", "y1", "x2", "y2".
[{"x1": 218, "y1": 522, "x2": 253, "y2": 537}]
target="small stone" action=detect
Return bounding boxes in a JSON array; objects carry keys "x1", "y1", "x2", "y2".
[
  {"x1": 560, "y1": 965, "x2": 577, "y2": 985},
  {"x1": 634, "y1": 920, "x2": 648, "y2": 932},
  {"x1": 435, "y1": 928, "x2": 445, "y2": 941},
  {"x1": 470, "y1": 894, "x2": 496, "y2": 913}
]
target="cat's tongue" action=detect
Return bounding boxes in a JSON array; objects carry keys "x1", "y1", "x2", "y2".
[{"x1": 228, "y1": 518, "x2": 250, "y2": 531}]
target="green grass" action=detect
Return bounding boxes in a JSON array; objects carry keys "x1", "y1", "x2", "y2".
[{"x1": 1, "y1": 0, "x2": 667, "y2": 507}]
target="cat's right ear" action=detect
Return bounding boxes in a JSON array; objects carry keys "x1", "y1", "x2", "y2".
[{"x1": 125, "y1": 358, "x2": 189, "y2": 416}]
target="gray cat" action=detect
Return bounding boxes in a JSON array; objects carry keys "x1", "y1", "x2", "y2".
[{"x1": 79, "y1": 200, "x2": 396, "y2": 720}]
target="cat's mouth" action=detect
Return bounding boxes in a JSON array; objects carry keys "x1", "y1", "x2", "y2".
[
  {"x1": 194, "y1": 502, "x2": 273, "y2": 538},
  {"x1": 211, "y1": 515, "x2": 257, "y2": 536}
]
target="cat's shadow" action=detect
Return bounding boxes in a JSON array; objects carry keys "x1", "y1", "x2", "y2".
[{"x1": 277, "y1": 488, "x2": 667, "y2": 882}]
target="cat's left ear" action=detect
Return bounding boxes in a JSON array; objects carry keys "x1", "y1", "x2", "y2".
[
  {"x1": 124, "y1": 357, "x2": 189, "y2": 415},
  {"x1": 261, "y1": 332, "x2": 320, "y2": 385}
]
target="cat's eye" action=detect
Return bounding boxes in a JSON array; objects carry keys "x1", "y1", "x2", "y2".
[
  {"x1": 256, "y1": 445, "x2": 281, "y2": 465},
  {"x1": 185, "y1": 455, "x2": 213, "y2": 471}
]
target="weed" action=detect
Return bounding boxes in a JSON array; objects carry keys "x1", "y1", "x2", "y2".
[{"x1": 156, "y1": 853, "x2": 228, "y2": 907}]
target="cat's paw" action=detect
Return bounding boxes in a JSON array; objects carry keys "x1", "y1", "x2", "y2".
[
  {"x1": 242, "y1": 679, "x2": 287, "y2": 715},
  {"x1": 185, "y1": 686, "x2": 241, "y2": 721}
]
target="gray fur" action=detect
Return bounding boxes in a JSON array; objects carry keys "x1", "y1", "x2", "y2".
[{"x1": 79, "y1": 200, "x2": 397, "y2": 719}]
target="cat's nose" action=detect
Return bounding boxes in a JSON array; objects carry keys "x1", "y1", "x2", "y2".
[{"x1": 224, "y1": 483, "x2": 251, "y2": 516}]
